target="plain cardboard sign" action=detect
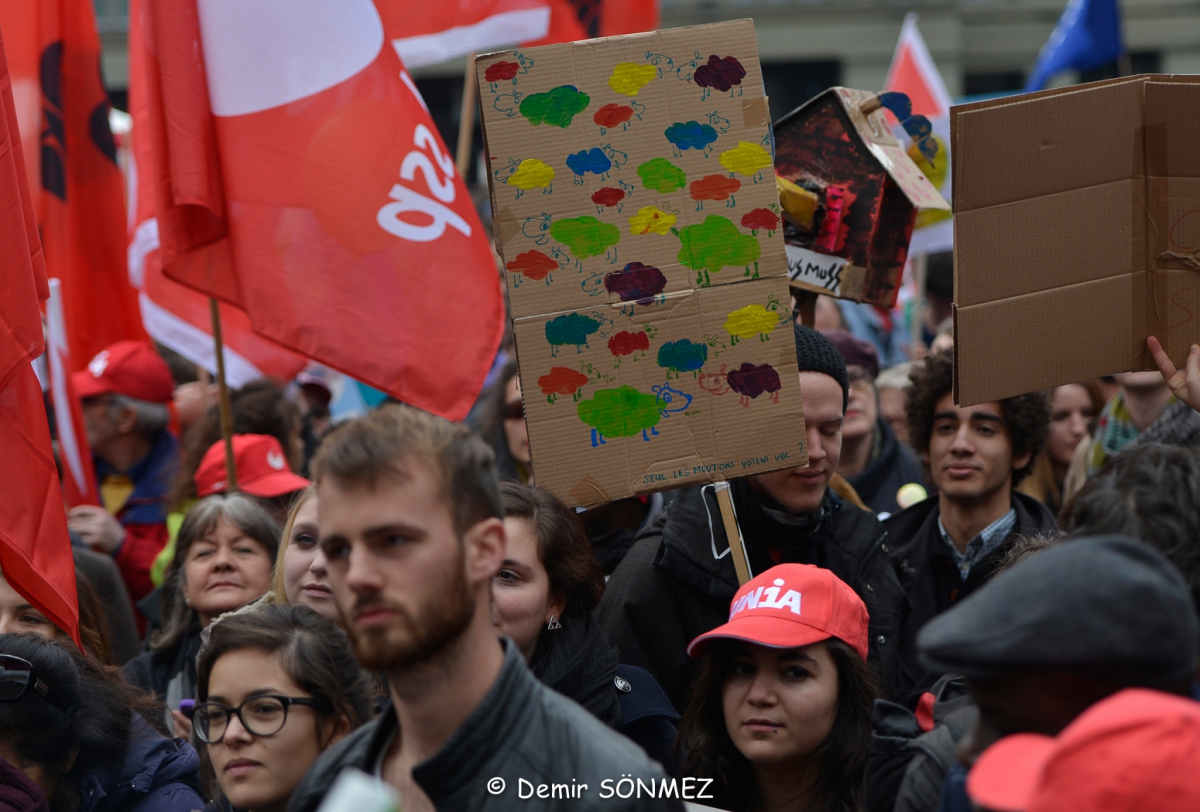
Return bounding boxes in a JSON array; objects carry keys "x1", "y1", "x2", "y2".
[
  {"x1": 952, "y1": 74, "x2": 1200, "y2": 406},
  {"x1": 477, "y1": 20, "x2": 807, "y2": 507}
]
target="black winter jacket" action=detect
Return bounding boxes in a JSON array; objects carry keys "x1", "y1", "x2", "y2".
[
  {"x1": 122, "y1": 621, "x2": 203, "y2": 732},
  {"x1": 596, "y1": 483, "x2": 909, "y2": 711},
  {"x1": 847, "y1": 419, "x2": 926, "y2": 517},
  {"x1": 288, "y1": 639, "x2": 682, "y2": 812},
  {"x1": 885, "y1": 492, "x2": 1058, "y2": 706}
]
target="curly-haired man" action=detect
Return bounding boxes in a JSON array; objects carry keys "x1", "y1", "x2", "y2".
[{"x1": 885, "y1": 350, "x2": 1054, "y2": 703}]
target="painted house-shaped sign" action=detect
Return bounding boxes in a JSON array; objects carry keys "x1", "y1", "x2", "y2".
[{"x1": 773, "y1": 87, "x2": 949, "y2": 306}]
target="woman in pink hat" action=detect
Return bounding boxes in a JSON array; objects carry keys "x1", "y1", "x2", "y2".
[{"x1": 679, "y1": 563, "x2": 879, "y2": 812}]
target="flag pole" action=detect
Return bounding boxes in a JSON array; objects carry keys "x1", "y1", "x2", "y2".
[
  {"x1": 456, "y1": 54, "x2": 478, "y2": 177},
  {"x1": 208, "y1": 298, "x2": 237, "y2": 491}
]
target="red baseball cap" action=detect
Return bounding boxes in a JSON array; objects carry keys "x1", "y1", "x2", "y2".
[
  {"x1": 72, "y1": 341, "x2": 175, "y2": 403},
  {"x1": 194, "y1": 434, "x2": 309, "y2": 499},
  {"x1": 687, "y1": 564, "x2": 870, "y2": 660},
  {"x1": 967, "y1": 688, "x2": 1200, "y2": 812}
]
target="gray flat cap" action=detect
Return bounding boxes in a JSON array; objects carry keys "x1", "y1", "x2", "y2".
[{"x1": 918, "y1": 536, "x2": 1199, "y2": 682}]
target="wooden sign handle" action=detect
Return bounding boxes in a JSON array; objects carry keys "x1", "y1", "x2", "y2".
[{"x1": 714, "y1": 481, "x2": 752, "y2": 586}]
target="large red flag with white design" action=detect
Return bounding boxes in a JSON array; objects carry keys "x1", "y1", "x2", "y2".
[
  {"x1": 387, "y1": 1, "x2": 658, "y2": 69},
  {"x1": 126, "y1": 0, "x2": 307, "y2": 387},
  {"x1": 144, "y1": 0, "x2": 504, "y2": 421},
  {"x1": 0, "y1": 0, "x2": 149, "y2": 373},
  {"x1": 884, "y1": 13, "x2": 953, "y2": 256},
  {"x1": 0, "y1": 23, "x2": 80, "y2": 648}
]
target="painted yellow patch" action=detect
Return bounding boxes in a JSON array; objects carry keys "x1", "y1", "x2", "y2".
[
  {"x1": 608, "y1": 63, "x2": 657, "y2": 96},
  {"x1": 724, "y1": 304, "x2": 779, "y2": 339},
  {"x1": 506, "y1": 158, "x2": 556, "y2": 190},
  {"x1": 906, "y1": 135, "x2": 953, "y2": 228},
  {"x1": 719, "y1": 141, "x2": 773, "y2": 177},
  {"x1": 628, "y1": 205, "x2": 677, "y2": 236}
]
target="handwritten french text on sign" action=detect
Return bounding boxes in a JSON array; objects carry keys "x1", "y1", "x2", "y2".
[
  {"x1": 477, "y1": 20, "x2": 807, "y2": 508},
  {"x1": 785, "y1": 244, "x2": 847, "y2": 296}
]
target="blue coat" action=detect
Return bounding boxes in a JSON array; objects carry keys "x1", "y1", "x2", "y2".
[{"x1": 79, "y1": 716, "x2": 204, "y2": 812}]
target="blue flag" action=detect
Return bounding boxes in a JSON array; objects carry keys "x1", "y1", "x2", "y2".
[{"x1": 1025, "y1": 0, "x2": 1123, "y2": 92}]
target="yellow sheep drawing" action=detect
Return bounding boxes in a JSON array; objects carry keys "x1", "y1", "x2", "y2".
[
  {"x1": 506, "y1": 159, "x2": 556, "y2": 198},
  {"x1": 719, "y1": 141, "x2": 773, "y2": 183},
  {"x1": 724, "y1": 303, "x2": 781, "y2": 345}
]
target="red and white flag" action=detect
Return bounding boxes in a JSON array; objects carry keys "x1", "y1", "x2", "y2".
[
  {"x1": 126, "y1": 0, "x2": 307, "y2": 386},
  {"x1": 0, "y1": 24, "x2": 80, "y2": 648},
  {"x1": 140, "y1": 0, "x2": 505, "y2": 421},
  {"x1": 388, "y1": 1, "x2": 658, "y2": 69},
  {"x1": 46, "y1": 278, "x2": 99, "y2": 508},
  {"x1": 884, "y1": 13, "x2": 953, "y2": 256},
  {"x1": 0, "y1": 0, "x2": 149, "y2": 373}
]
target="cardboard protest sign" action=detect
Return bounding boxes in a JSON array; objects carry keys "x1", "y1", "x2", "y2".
[
  {"x1": 773, "y1": 88, "x2": 949, "y2": 306},
  {"x1": 477, "y1": 20, "x2": 807, "y2": 507},
  {"x1": 952, "y1": 74, "x2": 1200, "y2": 406}
]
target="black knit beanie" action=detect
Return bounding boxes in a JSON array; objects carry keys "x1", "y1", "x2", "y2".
[{"x1": 793, "y1": 323, "x2": 849, "y2": 410}]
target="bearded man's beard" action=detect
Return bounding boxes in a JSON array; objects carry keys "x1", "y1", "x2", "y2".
[{"x1": 345, "y1": 546, "x2": 475, "y2": 671}]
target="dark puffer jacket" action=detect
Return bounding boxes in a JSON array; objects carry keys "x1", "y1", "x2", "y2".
[
  {"x1": 79, "y1": 715, "x2": 204, "y2": 812},
  {"x1": 596, "y1": 482, "x2": 909, "y2": 710},
  {"x1": 847, "y1": 418, "x2": 926, "y2": 518}
]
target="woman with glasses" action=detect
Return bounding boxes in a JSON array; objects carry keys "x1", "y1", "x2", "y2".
[
  {"x1": 194, "y1": 603, "x2": 371, "y2": 812},
  {"x1": 480, "y1": 360, "x2": 532, "y2": 483},
  {"x1": 0, "y1": 633, "x2": 204, "y2": 812}
]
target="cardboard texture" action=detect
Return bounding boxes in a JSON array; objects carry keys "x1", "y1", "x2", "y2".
[
  {"x1": 773, "y1": 87, "x2": 949, "y2": 306},
  {"x1": 952, "y1": 74, "x2": 1200, "y2": 406},
  {"x1": 477, "y1": 20, "x2": 807, "y2": 507}
]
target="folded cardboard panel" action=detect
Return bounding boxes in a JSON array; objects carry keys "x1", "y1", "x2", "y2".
[
  {"x1": 478, "y1": 20, "x2": 807, "y2": 508},
  {"x1": 953, "y1": 74, "x2": 1200, "y2": 406}
]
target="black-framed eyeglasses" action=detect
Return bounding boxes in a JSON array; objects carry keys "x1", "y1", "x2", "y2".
[
  {"x1": 194, "y1": 695, "x2": 326, "y2": 743},
  {"x1": 847, "y1": 366, "x2": 875, "y2": 388},
  {"x1": 0, "y1": 654, "x2": 69, "y2": 713}
]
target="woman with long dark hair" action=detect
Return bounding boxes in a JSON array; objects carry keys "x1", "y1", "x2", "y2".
[
  {"x1": 194, "y1": 604, "x2": 372, "y2": 812},
  {"x1": 491, "y1": 481, "x2": 680, "y2": 772},
  {"x1": 0, "y1": 634, "x2": 203, "y2": 812},
  {"x1": 679, "y1": 564, "x2": 879, "y2": 812}
]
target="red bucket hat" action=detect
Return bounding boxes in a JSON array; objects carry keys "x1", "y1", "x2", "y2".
[
  {"x1": 194, "y1": 434, "x2": 309, "y2": 499},
  {"x1": 968, "y1": 688, "x2": 1200, "y2": 812},
  {"x1": 72, "y1": 341, "x2": 175, "y2": 403},
  {"x1": 688, "y1": 563, "x2": 870, "y2": 660}
]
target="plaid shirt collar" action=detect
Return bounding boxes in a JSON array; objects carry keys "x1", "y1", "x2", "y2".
[{"x1": 938, "y1": 508, "x2": 1017, "y2": 579}]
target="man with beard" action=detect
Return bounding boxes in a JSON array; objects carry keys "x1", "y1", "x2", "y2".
[{"x1": 288, "y1": 406, "x2": 679, "y2": 812}]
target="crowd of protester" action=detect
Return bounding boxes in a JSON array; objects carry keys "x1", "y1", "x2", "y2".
[{"x1": 6, "y1": 286, "x2": 1200, "y2": 812}]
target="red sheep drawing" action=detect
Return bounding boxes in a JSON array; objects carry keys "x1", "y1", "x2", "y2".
[
  {"x1": 537, "y1": 367, "x2": 590, "y2": 403},
  {"x1": 689, "y1": 174, "x2": 741, "y2": 210},
  {"x1": 505, "y1": 250, "x2": 560, "y2": 286},
  {"x1": 741, "y1": 208, "x2": 780, "y2": 236}
]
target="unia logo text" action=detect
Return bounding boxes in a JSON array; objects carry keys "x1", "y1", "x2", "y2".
[
  {"x1": 376, "y1": 75, "x2": 472, "y2": 243},
  {"x1": 729, "y1": 578, "x2": 802, "y2": 619}
]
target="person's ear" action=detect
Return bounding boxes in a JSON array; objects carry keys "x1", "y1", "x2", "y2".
[
  {"x1": 463, "y1": 517, "x2": 505, "y2": 586},
  {"x1": 547, "y1": 590, "x2": 567, "y2": 624},
  {"x1": 1011, "y1": 447, "x2": 1033, "y2": 474},
  {"x1": 63, "y1": 744, "x2": 80, "y2": 773},
  {"x1": 113, "y1": 404, "x2": 138, "y2": 435},
  {"x1": 320, "y1": 713, "x2": 353, "y2": 748}
]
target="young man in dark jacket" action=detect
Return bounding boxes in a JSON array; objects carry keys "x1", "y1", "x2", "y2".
[
  {"x1": 289, "y1": 406, "x2": 679, "y2": 812},
  {"x1": 597, "y1": 325, "x2": 908, "y2": 712},
  {"x1": 885, "y1": 350, "x2": 1054, "y2": 705},
  {"x1": 823, "y1": 329, "x2": 925, "y2": 517}
]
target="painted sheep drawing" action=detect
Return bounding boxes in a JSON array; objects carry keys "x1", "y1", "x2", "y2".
[{"x1": 576, "y1": 383, "x2": 692, "y2": 447}]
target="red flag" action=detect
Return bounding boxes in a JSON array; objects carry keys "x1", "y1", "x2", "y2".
[
  {"x1": 46, "y1": 278, "x2": 99, "y2": 508},
  {"x1": 384, "y1": 1, "x2": 658, "y2": 65},
  {"x1": 126, "y1": 0, "x2": 307, "y2": 386},
  {"x1": 143, "y1": 0, "x2": 504, "y2": 421},
  {"x1": 0, "y1": 0, "x2": 150, "y2": 372},
  {"x1": 0, "y1": 23, "x2": 80, "y2": 648}
]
